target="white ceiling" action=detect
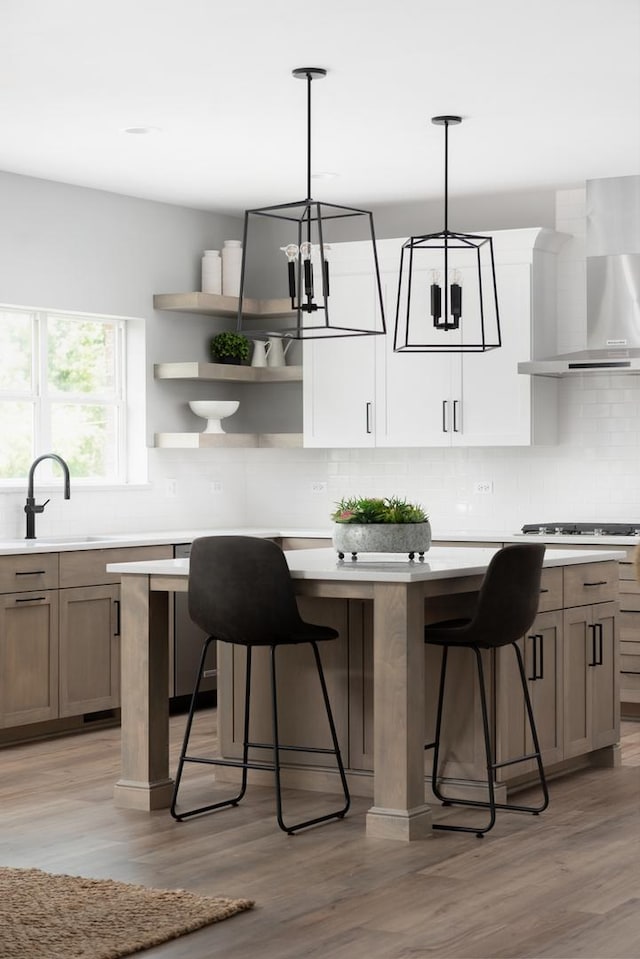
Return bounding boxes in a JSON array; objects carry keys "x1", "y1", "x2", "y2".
[{"x1": 2, "y1": 0, "x2": 639, "y2": 215}]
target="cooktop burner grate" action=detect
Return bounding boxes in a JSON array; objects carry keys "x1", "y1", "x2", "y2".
[{"x1": 521, "y1": 522, "x2": 640, "y2": 536}]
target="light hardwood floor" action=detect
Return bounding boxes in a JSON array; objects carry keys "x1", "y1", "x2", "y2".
[{"x1": 1, "y1": 713, "x2": 639, "y2": 959}]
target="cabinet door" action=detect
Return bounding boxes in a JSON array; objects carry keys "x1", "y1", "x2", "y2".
[
  {"x1": 303, "y1": 258, "x2": 377, "y2": 448},
  {"x1": 454, "y1": 263, "x2": 534, "y2": 446},
  {"x1": 219, "y1": 597, "x2": 350, "y2": 768},
  {"x1": 58, "y1": 584, "x2": 120, "y2": 717},
  {"x1": 590, "y1": 601, "x2": 619, "y2": 750},
  {"x1": 0, "y1": 590, "x2": 59, "y2": 727},
  {"x1": 563, "y1": 601, "x2": 618, "y2": 758},
  {"x1": 496, "y1": 610, "x2": 563, "y2": 781},
  {"x1": 377, "y1": 261, "x2": 456, "y2": 447}
]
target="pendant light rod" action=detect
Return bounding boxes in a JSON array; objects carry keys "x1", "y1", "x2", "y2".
[
  {"x1": 432, "y1": 115, "x2": 461, "y2": 235},
  {"x1": 293, "y1": 67, "x2": 327, "y2": 203}
]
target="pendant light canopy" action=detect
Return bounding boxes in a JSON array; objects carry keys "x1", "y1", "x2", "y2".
[
  {"x1": 393, "y1": 116, "x2": 501, "y2": 353},
  {"x1": 236, "y1": 67, "x2": 386, "y2": 341}
]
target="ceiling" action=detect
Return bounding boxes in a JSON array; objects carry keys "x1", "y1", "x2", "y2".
[{"x1": 2, "y1": 0, "x2": 639, "y2": 215}]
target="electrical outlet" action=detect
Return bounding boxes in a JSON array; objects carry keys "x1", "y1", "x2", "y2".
[
  {"x1": 164, "y1": 479, "x2": 177, "y2": 498},
  {"x1": 210, "y1": 480, "x2": 223, "y2": 493},
  {"x1": 311, "y1": 481, "x2": 328, "y2": 493},
  {"x1": 474, "y1": 480, "x2": 494, "y2": 495}
]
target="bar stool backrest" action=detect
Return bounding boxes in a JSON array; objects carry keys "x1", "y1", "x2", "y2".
[
  {"x1": 467, "y1": 544, "x2": 546, "y2": 648},
  {"x1": 188, "y1": 536, "x2": 304, "y2": 646}
]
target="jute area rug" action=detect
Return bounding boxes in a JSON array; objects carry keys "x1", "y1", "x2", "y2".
[{"x1": 0, "y1": 866, "x2": 254, "y2": 959}]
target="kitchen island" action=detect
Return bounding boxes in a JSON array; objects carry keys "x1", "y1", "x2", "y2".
[{"x1": 107, "y1": 544, "x2": 624, "y2": 841}]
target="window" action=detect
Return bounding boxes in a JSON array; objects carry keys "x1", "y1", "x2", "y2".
[{"x1": 0, "y1": 306, "x2": 131, "y2": 483}]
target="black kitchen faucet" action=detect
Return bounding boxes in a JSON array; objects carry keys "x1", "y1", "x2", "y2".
[{"x1": 24, "y1": 453, "x2": 71, "y2": 539}]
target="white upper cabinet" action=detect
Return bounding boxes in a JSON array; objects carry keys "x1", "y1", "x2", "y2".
[
  {"x1": 303, "y1": 228, "x2": 565, "y2": 449},
  {"x1": 303, "y1": 244, "x2": 379, "y2": 448}
]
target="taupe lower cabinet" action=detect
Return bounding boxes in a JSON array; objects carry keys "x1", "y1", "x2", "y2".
[
  {"x1": 219, "y1": 560, "x2": 619, "y2": 797},
  {"x1": 58, "y1": 585, "x2": 120, "y2": 717},
  {"x1": 0, "y1": 552, "x2": 59, "y2": 728},
  {"x1": 0, "y1": 545, "x2": 172, "y2": 733},
  {"x1": 563, "y1": 601, "x2": 617, "y2": 757},
  {"x1": 0, "y1": 590, "x2": 59, "y2": 727}
]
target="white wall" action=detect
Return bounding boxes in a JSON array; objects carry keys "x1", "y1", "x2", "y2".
[{"x1": 0, "y1": 173, "x2": 638, "y2": 540}]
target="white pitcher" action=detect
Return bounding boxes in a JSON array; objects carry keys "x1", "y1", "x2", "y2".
[
  {"x1": 266, "y1": 336, "x2": 293, "y2": 368},
  {"x1": 250, "y1": 339, "x2": 271, "y2": 367}
]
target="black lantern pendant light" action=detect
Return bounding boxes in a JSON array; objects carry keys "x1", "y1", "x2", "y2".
[
  {"x1": 393, "y1": 116, "x2": 501, "y2": 353},
  {"x1": 236, "y1": 68, "x2": 386, "y2": 340}
]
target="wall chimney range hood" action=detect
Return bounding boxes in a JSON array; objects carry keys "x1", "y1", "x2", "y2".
[{"x1": 518, "y1": 175, "x2": 640, "y2": 376}]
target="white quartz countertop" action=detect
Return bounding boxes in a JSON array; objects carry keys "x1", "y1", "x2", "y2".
[
  {"x1": 0, "y1": 527, "x2": 322, "y2": 555},
  {"x1": 106, "y1": 546, "x2": 627, "y2": 585},
  {"x1": 0, "y1": 523, "x2": 637, "y2": 556}
]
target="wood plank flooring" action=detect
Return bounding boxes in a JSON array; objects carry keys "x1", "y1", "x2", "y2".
[{"x1": 1, "y1": 713, "x2": 639, "y2": 959}]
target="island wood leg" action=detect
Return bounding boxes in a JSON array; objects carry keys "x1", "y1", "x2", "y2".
[
  {"x1": 366, "y1": 581, "x2": 432, "y2": 841},
  {"x1": 113, "y1": 574, "x2": 174, "y2": 810}
]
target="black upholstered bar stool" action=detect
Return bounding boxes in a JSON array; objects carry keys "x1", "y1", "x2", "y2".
[
  {"x1": 425, "y1": 543, "x2": 549, "y2": 837},
  {"x1": 170, "y1": 535, "x2": 350, "y2": 835}
]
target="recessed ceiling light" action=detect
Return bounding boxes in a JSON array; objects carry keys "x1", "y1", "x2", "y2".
[{"x1": 121, "y1": 126, "x2": 161, "y2": 135}]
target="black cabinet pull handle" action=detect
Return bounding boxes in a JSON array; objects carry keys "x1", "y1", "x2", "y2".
[
  {"x1": 583, "y1": 580, "x2": 607, "y2": 587},
  {"x1": 15, "y1": 570, "x2": 46, "y2": 576},
  {"x1": 114, "y1": 599, "x2": 121, "y2": 637},
  {"x1": 527, "y1": 633, "x2": 544, "y2": 680},
  {"x1": 442, "y1": 400, "x2": 448, "y2": 433},
  {"x1": 527, "y1": 633, "x2": 538, "y2": 681},
  {"x1": 15, "y1": 596, "x2": 46, "y2": 603},
  {"x1": 452, "y1": 399, "x2": 460, "y2": 432},
  {"x1": 539, "y1": 587, "x2": 549, "y2": 594},
  {"x1": 588, "y1": 623, "x2": 597, "y2": 667},
  {"x1": 596, "y1": 622, "x2": 604, "y2": 666}
]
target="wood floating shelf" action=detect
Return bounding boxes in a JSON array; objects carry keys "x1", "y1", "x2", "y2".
[
  {"x1": 154, "y1": 433, "x2": 303, "y2": 449},
  {"x1": 153, "y1": 292, "x2": 294, "y2": 318},
  {"x1": 154, "y1": 362, "x2": 302, "y2": 383}
]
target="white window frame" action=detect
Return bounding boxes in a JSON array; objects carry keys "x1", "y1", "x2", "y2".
[{"x1": 0, "y1": 303, "x2": 146, "y2": 488}]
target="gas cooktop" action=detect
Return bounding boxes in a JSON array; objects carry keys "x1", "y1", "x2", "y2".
[{"x1": 521, "y1": 523, "x2": 640, "y2": 537}]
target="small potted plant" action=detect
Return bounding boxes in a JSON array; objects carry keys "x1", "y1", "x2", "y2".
[
  {"x1": 209, "y1": 331, "x2": 251, "y2": 365},
  {"x1": 331, "y1": 495, "x2": 431, "y2": 560}
]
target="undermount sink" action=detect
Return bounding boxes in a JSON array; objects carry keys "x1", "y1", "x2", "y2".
[
  {"x1": 0, "y1": 535, "x2": 130, "y2": 548},
  {"x1": 32, "y1": 535, "x2": 119, "y2": 544}
]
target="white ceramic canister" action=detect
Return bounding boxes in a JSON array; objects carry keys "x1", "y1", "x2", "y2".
[
  {"x1": 201, "y1": 250, "x2": 222, "y2": 294},
  {"x1": 222, "y1": 239, "x2": 243, "y2": 297}
]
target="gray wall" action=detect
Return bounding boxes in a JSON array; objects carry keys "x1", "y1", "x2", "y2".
[{"x1": 0, "y1": 170, "x2": 243, "y2": 441}]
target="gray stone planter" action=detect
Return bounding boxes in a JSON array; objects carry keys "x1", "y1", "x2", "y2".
[{"x1": 332, "y1": 521, "x2": 432, "y2": 560}]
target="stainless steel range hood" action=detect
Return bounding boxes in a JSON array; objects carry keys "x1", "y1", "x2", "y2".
[{"x1": 519, "y1": 175, "x2": 640, "y2": 376}]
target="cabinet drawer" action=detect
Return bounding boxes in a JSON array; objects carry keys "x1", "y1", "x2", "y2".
[
  {"x1": 537, "y1": 567, "x2": 563, "y2": 612},
  {"x1": 0, "y1": 553, "x2": 59, "y2": 593},
  {"x1": 621, "y1": 639, "x2": 640, "y2": 674},
  {"x1": 59, "y1": 545, "x2": 173, "y2": 587},
  {"x1": 563, "y1": 562, "x2": 618, "y2": 607}
]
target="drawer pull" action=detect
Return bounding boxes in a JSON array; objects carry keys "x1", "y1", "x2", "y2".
[
  {"x1": 583, "y1": 580, "x2": 607, "y2": 587},
  {"x1": 15, "y1": 570, "x2": 46, "y2": 576},
  {"x1": 15, "y1": 596, "x2": 46, "y2": 603},
  {"x1": 539, "y1": 587, "x2": 549, "y2": 594},
  {"x1": 114, "y1": 599, "x2": 121, "y2": 637}
]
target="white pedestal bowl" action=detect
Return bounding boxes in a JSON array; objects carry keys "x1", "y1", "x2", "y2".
[{"x1": 188, "y1": 400, "x2": 240, "y2": 433}]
